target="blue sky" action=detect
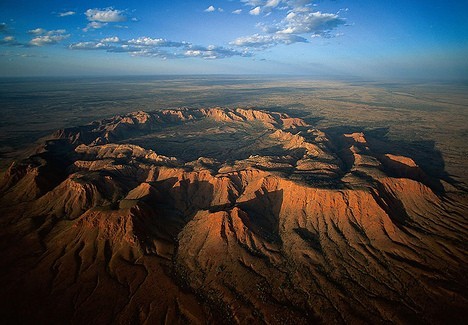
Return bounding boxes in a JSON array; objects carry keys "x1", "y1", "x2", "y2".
[{"x1": 0, "y1": 0, "x2": 467, "y2": 79}]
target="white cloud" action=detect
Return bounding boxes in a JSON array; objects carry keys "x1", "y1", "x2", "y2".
[
  {"x1": 127, "y1": 37, "x2": 187, "y2": 48},
  {"x1": 58, "y1": 11, "x2": 76, "y2": 17},
  {"x1": 277, "y1": 11, "x2": 344, "y2": 35},
  {"x1": 249, "y1": 7, "x2": 261, "y2": 15},
  {"x1": 0, "y1": 33, "x2": 25, "y2": 46},
  {"x1": 69, "y1": 36, "x2": 250, "y2": 60},
  {"x1": 29, "y1": 30, "x2": 70, "y2": 46},
  {"x1": 128, "y1": 49, "x2": 176, "y2": 59},
  {"x1": 231, "y1": 33, "x2": 307, "y2": 48},
  {"x1": 83, "y1": 22, "x2": 107, "y2": 32},
  {"x1": 184, "y1": 50, "x2": 201, "y2": 56},
  {"x1": 101, "y1": 36, "x2": 120, "y2": 43},
  {"x1": 204, "y1": 6, "x2": 223, "y2": 13},
  {"x1": 69, "y1": 42, "x2": 108, "y2": 50},
  {"x1": 0, "y1": 35, "x2": 22, "y2": 46},
  {"x1": 241, "y1": 0, "x2": 315, "y2": 12},
  {"x1": 232, "y1": 9, "x2": 243, "y2": 14},
  {"x1": 28, "y1": 28, "x2": 46, "y2": 35},
  {"x1": 232, "y1": 1, "x2": 345, "y2": 51},
  {"x1": 85, "y1": 8, "x2": 126, "y2": 22},
  {"x1": 241, "y1": 0, "x2": 265, "y2": 6},
  {"x1": 184, "y1": 45, "x2": 250, "y2": 59},
  {"x1": 265, "y1": 0, "x2": 281, "y2": 8},
  {"x1": 231, "y1": 34, "x2": 270, "y2": 47}
]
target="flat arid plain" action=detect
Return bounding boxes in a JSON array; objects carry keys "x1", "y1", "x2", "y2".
[{"x1": 0, "y1": 76, "x2": 467, "y2": 324}]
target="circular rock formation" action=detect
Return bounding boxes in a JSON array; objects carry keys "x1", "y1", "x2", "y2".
[{"x1": 0, "y1": 107, "x2": 467, "y2": 324}]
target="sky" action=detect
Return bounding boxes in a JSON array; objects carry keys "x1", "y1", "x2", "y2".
[{"x1": 0, "y1": 0, "x2": 467, "y2": 80}]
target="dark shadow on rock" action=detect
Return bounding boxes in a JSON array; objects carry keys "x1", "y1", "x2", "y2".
[
  {"x1": 209, "y1": 189, "x2": 284, "y2": 244},
  {"x1": 321, "y1": 127, "x2": 360, "y2": 173},
  {"x1": 131, "y1": 178, "x2": 216, "y2": 248},
  {"x1": 324, "y1": 125, "x2": 464, "y2": 194},
  {"x1": 371, "y1": 182, "x2": 411, "y2": 228},
  {"x1": 1, "y1": 139, "x2": 75, "y2": 198},
  {"x1": 237, "y1": 189, "x2": 283, "y2": 243},
  {"x1": 293, "y1": 227, "x2": 322, "y2": 252}
]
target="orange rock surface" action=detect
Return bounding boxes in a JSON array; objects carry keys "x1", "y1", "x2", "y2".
[{"x1": 0, "y1": 107, "x2": 467, "y2": 324}]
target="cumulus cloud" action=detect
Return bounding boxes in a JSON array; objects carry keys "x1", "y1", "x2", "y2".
[
  {"x1": 241, "y1": 0, "x2": 311, "y2": 10},
  {"x1": 0, "y1": 35, "x2": 23, "y2": 46},
  {"x1": 126, "y1": 49, "x2": 178, "y2": 59},
  {"x1": 204, "y1": 6, "x2": 223, "y2": 13},
  {"x1": 184, "y1": 45, "x2": 250, "y2": 59},
  {"x1": 83, "y1": 22, "x2": 107, "y2": 32},
  {"x1": 241, "y1": 0, "x2": 319, "y2": 13},
  {"x1": 29, "y1": 29, "x2": 70, "y2": 46},
  {"x1": 85, "y1": 8, "x2": 127, "y2": 23},
  {"x1": 69, "y1": 36, "x2": 250, "y2": 60},
  {"x1": 232, "y1": 0, "x2": 345, "y2": 50},
  {"x1": 241, "y1": 0, "x2": 265, "y2": 6},
  {"x1": 0, "y1": 30, "x2": 25, "y2": 47},
  {"x1": 68, "y1": 42, "x2": 109, "y2": 50},
  {"x1": 249, "y1": 7, "x2": 261, "y2": 15},
  {"x1": 101, "y1": 36, "x2": 120, "y2": 43},
  {"x1": 231, "y1": 33, "x2": 307, "y2": 48},
  {"x1": 58, "y1": 11, "x2": 76, "y2": 17},
  {"x1": 70, "y1": 37, "x2": 153, "y2": 51},
  {"x1": 0, "y1": 27, "x2": 70, "y2": 48},
  {"x1": 127, "y1": 37, "x2": 188, "y2": 48},
  {"x1": 277, "y1": 11, "x2": 344, "y2": 34},
  {"x1": 28, "y1": 28, "x2": 47, "y2": 35},
  {"x1": 232, "y1": 9, "x2": 243, "y2": 14},
  {"x1": 265, "y1": 0, "x2": 281, "y2": 8}
]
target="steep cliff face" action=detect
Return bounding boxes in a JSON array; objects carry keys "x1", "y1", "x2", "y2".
[{"x1": 0, "y1": 107, "x2": 467, "y2": 324}]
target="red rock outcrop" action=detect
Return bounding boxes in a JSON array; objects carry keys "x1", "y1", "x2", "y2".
[{"x1": 0, "y1": 108, "x2": 467, "y2": 324}]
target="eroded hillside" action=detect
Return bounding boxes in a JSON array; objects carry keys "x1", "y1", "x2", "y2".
[{"x1": 0, "y1": 108, "x2": 467, "y2": 324}]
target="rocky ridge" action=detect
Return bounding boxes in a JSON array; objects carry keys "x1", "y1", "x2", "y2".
[{"x1": 0, "y1": 107, "x2": 467, "y2": 324}]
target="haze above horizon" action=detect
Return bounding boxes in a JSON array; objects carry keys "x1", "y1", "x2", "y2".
[{"x1": 0, "y1": 0, "x2": 467, "y2": 80}]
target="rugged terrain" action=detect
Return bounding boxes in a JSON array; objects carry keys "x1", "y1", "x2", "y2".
[{"x1": 0, "y1": 107, "x2": 467, "y2": 324}]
